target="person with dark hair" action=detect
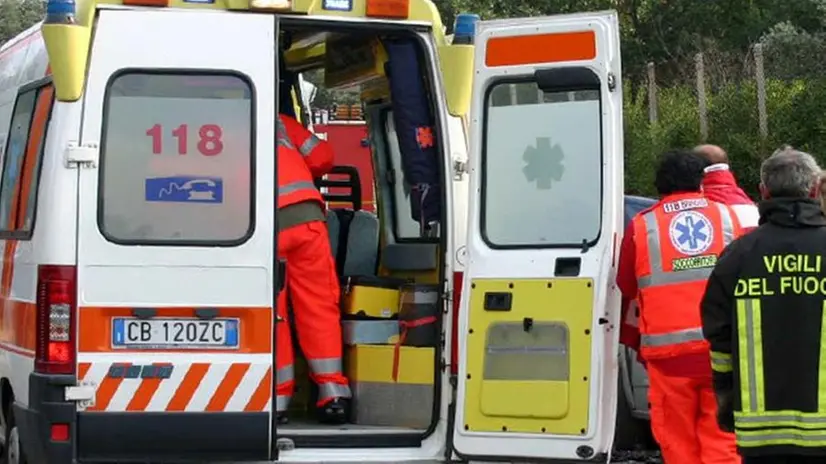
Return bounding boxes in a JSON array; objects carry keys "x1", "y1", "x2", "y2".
[
  {"x1": 694, "y1": 144, "x2": 759, "y2": 229},
  {"x1": 617, "y1": 149, "x2": 745, "y2": 464}
]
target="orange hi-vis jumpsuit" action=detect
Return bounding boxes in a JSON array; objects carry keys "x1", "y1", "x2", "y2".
[
  {"x1": 630, "y1": 192, "x2": 742, "y2": 464},
  {"x1": 275, "y1": 114, "x2": 351, "y2": 413}
]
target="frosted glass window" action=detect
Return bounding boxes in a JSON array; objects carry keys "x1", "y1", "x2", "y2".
[{"x1": 483, "y1": 82, "x2": 602, "y2": 247}]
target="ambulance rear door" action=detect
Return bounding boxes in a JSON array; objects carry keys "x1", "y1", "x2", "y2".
[
  {"x1": 452, "y1": 11, "x2": 624, "y2": 461},
  {"x1": 73, "y1": 9, "x2": 277, "y2": 462}
]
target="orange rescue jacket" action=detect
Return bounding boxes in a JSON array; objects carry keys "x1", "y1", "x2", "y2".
[
  {"x1": 632, "y1": 192, "x2": 742, "y2": 360},
  {"x1": 276, "y1": 115, "x2": 332, "y2": 209}
]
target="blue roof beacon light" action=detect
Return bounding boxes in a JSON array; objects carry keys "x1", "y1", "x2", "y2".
[
  {"x1": 45, "y1": 0, "x2": 77, "y2": 24},
  {"x1": 452, "y1": 13, "x2": 480, "y2": 45}
]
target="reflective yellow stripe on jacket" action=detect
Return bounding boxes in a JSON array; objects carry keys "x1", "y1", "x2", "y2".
[
  {"x1": 710, "y1": 351, "x2": 732, "y2": 373},
  {"x1": 734, "y1": 298, "x2": 826, "y2": 448}
]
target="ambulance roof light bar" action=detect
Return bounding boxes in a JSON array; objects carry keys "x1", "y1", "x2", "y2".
[
  {"x1": 45, "y1": 0, "x2": 76, "y2": 24},
  {"x1": 452, "y1": 13, "x2": 480, "y2": 45}
]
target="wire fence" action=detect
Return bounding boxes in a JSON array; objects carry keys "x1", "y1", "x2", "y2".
[
  {"x1": 624, "y1": 38, "x2": 826, "y2": 196},
  {"x1": 641, "y1": 38, "x2": 826, "y2": 143}
]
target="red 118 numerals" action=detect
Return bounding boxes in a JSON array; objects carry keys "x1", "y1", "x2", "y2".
[{"x1": 146, "y1": 124, "x2": 224, "y2": 156}]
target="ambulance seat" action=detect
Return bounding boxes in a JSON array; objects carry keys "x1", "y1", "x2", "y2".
[
  {"x1": 327, "y1": 209, "x2": 380, "y2": 277},
  {"x1": 327, "y1": 211, "x2": 341, "y2": 259},
  {"x1": 318, "y1": 166, "x2": 380, "y2": 277},
  {"x1": 342, "y1": 210, "x2": 379, "y2": 276}
]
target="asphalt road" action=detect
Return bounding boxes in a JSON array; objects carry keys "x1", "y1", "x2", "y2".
[{"x1": 611, "y1": 448, "x2": 663, "y2": 463}]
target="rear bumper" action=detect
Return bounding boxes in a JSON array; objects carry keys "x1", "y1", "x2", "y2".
[
  {"x1": 19, "y1": 372, "x2": 271, "y2": 463},
  {"x1": 14, "y1": 372, "x2": 75, "y2": 464},
  {"x1": 77, "y1": 411, "x2": 271, "y2": 462}
]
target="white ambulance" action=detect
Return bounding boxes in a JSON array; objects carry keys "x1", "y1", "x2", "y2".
[{"x1": 0, "y1": 0, "x2": 624, "y2": 461}]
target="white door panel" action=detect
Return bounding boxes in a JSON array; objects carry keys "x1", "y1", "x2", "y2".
[
  {"x1": 75, "y1": 8, "x2": 277, "y2": 459},
  {"x1": 453, "y1": 11, "x2": 624, "y2": 461}
]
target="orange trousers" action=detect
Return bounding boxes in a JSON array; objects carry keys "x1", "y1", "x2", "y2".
[
  {"x1": 648, "y1": 363, "x2": 740, "y2": 464},
  {"x1": 275, "y1": 220, "x2": 351, "y2": 412}
]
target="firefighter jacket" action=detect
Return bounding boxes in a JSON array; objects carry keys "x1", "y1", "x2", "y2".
[
  {"x1": 701, "y1": 198, "x2": 826, "y2": 457},
  {"x1": 628, "y1": 192, "x2": 742, "y2": 362}
]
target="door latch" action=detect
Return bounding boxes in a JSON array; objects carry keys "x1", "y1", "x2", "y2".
[
  {"x1": 64, "y1": 142, "x2": 99, "y2": 168},
  {"x1": 523, "y1": 317, "x2": 534, "y2": 332}
]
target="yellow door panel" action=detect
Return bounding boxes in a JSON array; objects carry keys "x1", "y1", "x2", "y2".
[{"x1": 463, "y1": 278, "x2": 593, "y2": 435}]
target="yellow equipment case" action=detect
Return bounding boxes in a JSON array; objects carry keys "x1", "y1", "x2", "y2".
[
  {"x1": 345, "y1": 344, "x2": 434, "y2": 428},
  {"x1": 341, "y1": 275, "x2": 408, "y2": 319}
]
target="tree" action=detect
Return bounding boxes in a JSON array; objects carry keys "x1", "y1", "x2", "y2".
[
  {"x1": 0, "y1": 0, "x2": 45, "y2": 46},
  {"x1": 434, "y1": 0, "x2": 826, "y2": 85}
]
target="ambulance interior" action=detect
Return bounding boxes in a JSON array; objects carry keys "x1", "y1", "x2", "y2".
[{"x1": 277, "y1": 21, "x2": 446, "y2": 446}]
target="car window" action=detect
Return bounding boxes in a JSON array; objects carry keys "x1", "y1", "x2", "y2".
[
  {"x1": 623, "y1": 197, "x2": 657, "y2": 227},
  {"x1": 99, "y1": 72, "x2": 253, "y2": 245}
]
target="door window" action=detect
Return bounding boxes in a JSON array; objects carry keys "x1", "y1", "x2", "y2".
[
  {"x1": 384, "y1": 112, "x2": 422, "y2": 239},
  {"x1": 482, "y1": 82, "x2": 602, "y2": 248},
  {"x1": 0, "y1": 83, "x2": 54, "y2": 237},
  {"x1": 99, "y1": 72, "x2": 254, "y2": 245}
]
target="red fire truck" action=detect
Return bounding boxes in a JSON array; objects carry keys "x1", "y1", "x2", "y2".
[{"x1": 313, "y1": 106, "x2": 375, "y2": 212}]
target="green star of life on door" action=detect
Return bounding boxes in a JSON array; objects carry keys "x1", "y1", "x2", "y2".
[{"x1": 522, "y1": 137, "x2": 565, "y2": 190}]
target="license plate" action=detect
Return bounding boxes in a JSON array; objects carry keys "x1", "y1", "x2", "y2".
[{"x1": 112, "y1": 318, "x2": 239, "y2": 349}]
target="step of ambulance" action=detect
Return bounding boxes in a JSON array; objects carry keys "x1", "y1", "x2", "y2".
[
  {"x1": 345, "y1": 344, "x2": 434, "y2": 429},
  {"x1": 341, "y1": 275, "x2": 410, "y2": 319},
  {"x1": 326, "y1": 208, "x2": 380, "y2": 277}
]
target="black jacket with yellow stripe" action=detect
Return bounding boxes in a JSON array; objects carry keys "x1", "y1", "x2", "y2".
[{"x1": 701, "y1": 198, "x2": 826, "y2": 456}]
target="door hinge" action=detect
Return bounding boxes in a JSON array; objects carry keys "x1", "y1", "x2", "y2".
[
  {"x1": 65, "y1": 383, "x2": 96, "y2": 410},
  {"x1": 452, "y1": 158, "x2": 467, "y2": 181},
  {"x1": 607, "y1": 73, "x2": 617, "y2": 92},
  {"x1": 64, "y1": 142, "x2": 99, "y2": 168}
]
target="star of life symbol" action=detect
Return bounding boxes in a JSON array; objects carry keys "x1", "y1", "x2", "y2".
[{"x1": 668, "y1": 210, "x2": 714, "y2": 256}]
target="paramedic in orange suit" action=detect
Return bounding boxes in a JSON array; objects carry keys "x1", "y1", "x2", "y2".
[
  {"x1": 616, "y1": 150, "x2": 743, "y2": 464},
  {"x1": 275, "y1": 113, "x2": 351, "y2": 425}
]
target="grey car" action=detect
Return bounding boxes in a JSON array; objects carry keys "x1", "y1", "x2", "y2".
[{"x1": 614, "y1": 195, "x2": 656, "y2": 448}]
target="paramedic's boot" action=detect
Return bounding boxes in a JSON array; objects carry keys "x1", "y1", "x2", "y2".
[
  {"x1": 277, "y1": 412, "x2": 289, "y2": 425},
  {"x1": 318, "y1": 398, "x2": 349, "y2": 425}
]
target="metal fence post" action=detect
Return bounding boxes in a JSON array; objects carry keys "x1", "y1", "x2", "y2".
[
  {"x1": 647, "y1": 62, "x2": 657, "y2": 123},
  {"x1": 695, "y1": 52, "x2": 708, "y2": 141},
  {"x1": 754, "y1": 43, "x2": 768, "y2": 141}
]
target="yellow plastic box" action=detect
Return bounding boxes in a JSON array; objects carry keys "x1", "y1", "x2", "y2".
[
  {"x1": 345, "y1": 344, "x2": 434, "y2": 428},
  {"x1": 342, "y1": 276, "x2": 407, "y2": 319}
]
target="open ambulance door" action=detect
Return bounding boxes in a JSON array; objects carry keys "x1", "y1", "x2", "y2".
[{"x1": 452, "y1": 11, "x2": 624, "y2": 462}]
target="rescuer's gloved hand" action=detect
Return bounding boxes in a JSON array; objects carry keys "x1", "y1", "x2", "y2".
[{"x1": 715, "y1": 391, "x2": 735, "y2": 433}]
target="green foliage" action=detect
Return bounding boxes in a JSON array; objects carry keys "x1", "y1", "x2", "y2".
[
  {"x1": 0, "y1": 0, "x2": 45, "y2": 46},
  {"x1": 624, "y1": 78, "x2": 826, "y2": 198}
]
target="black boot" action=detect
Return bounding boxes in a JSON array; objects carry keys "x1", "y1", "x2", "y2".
[
  {"x1": 276, "y1": 412, "x2": 289, "y2": 425},
  {"x1": 318, "y1": 398, "x2": 349, "y2": 425}
]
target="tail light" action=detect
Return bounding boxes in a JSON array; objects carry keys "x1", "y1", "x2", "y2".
[
  {"x1": 35, "y1": 265, "x2": 76, "y2": 375},
  {"x1": 450, "y1": 271, "x2": 464, "y2": 375}
]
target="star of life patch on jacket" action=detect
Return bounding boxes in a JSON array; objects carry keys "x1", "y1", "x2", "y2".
[{"x1": 668, "y1": 210, "x2": 715, "y2": 256}]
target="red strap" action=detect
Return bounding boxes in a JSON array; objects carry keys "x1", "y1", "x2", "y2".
[{"x1": 392, "y1": 316, "x2": 437, "y2": 382}]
